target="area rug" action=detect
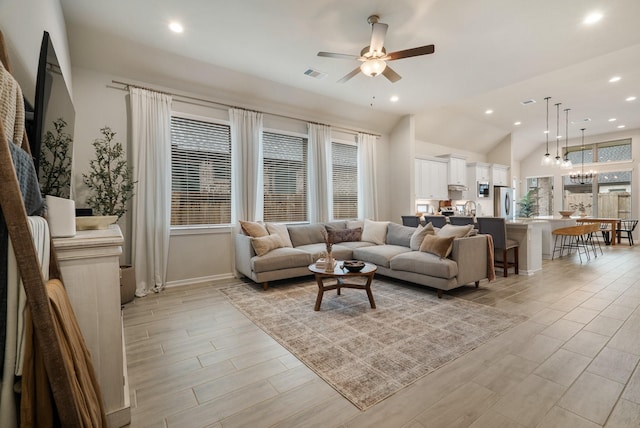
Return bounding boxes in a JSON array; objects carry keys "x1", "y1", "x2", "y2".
[{"x1": 221, "y1": 278, "x2": 526, "y2": 410}]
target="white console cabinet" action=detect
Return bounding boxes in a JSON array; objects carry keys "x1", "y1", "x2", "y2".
[{"x1": 52, "y1": 225, "x2": 130, "y2": 427}]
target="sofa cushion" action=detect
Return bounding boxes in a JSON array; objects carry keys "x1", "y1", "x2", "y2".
[
  {"x1": 386, "y1": 223, "x2": 415, "y2": 247},
  {"x1": 347, "y1": 219, "x2": 364, "y2": 230},
  {"x1": 326, "y1": 226, "x2": 362, "y2": 243},
  {"x1": 419, "y1": 234, "x2": 455, "y2": 258},
  {"x1": 361, "y1": 219, "x2": 389, "y2": 245},
  {"x1": 409, "y1": 223, "x2": 435, "y2": 250},
  {"x1": 390, "y1": 251, "x2": 458, "y2": 279},
  {"x1": 240, "y1": 220, "x2": 268, "y2": 237},
  {"x1": 334, "y1": 241, "x2": 376, "y2": 250},
  {"x1": 324, "y1": 221, "x2": 347, "y2": 230},
  {"x1": 353, "y1": 245, "x2": 411, "y2": 268},
  {"x1": 251, "y1": 234, "x2": 285, "y2": 256},
  {"x1": 287, "y1": 224, "x2": 326, "y2": 247},
  {"x1": 251, "y1": 247, "x2": 313, "y2": 273},
  {"x1": 437, "y1": 224, "x2": 474, "y2": 239},
  {"x1": 266, "y1": 222, "x2": 293, "y2": 247}
]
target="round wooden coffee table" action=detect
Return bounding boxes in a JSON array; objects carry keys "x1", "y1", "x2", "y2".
[{"x1": 308, "y1": 260, "x2": 377, "y2": 311}]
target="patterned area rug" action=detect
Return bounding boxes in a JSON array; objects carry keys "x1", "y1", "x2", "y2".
[{"x1": 221, "y1": 278, "x2": 526, "y2": 410}]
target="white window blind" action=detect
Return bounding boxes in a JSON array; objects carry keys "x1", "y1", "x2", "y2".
[
  {"x1": 332, "y1": 142, "x2": 358, "y2": 219},
  {"x1": 170, "y1": 116, "x2": 231, "y2": 226},
  {"x1": 263, "y1": 132, "x2": 308, "y2": 222}
]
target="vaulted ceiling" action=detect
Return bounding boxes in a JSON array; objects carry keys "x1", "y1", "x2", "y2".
[{"x1": 61, "y1": 0, "x2": 640, "y2": 160}]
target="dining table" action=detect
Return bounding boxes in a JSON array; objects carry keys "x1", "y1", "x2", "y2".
[{"x1": 575, "y1": 217, "x2": 622, "y2": 245}]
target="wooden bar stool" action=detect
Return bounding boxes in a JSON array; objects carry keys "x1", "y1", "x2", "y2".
[{"x1": 552, "y1": 225, "x2": 595, "y2": 263}]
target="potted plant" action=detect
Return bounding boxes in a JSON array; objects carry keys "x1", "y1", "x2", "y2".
[
  {"x1": 82, "y1": 126, "x2": 137, "y2": 303},
  {"x1": 39, "y1": 117, "x2": 72, "y2": 198},
  {"x1": 518, "y1": 189, "x2": 539, "y2": 218},
  {"x1": 569, "y1": 202, "x2": 592, "y2": 217}
]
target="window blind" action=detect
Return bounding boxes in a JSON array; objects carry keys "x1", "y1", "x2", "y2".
[
  {"x1": 170, "y1": 116, "x2": 231, "y2": 225},
  {"x1": 332, "y1": 142, "x2": 358, "y2": 219},
  {"x1": 263, "y1": 132, "x2": 308, "y2": 222}
]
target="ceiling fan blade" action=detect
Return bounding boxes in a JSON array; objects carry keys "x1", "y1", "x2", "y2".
[
  {"x1": 337, "y1": 67, "x2": 362, "y2": 83},
  {"x1": 369, "y1": 22, "x2": 388, "y2": 54},
  {"x1": 386, "y1": 44, "x2": 435, "y2": 61},
  {"x1": 382, "y1": 65, "x2": 402, "y2": 83},
  {"x1": 318, "y1": 51, "x2": 359, "y2": 60}
]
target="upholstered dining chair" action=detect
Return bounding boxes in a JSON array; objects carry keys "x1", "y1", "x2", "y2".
[
  {"x1": 449, "y1": 216, "x2": 476, "y2": 227},
  {"x1": 423, "y1": 215, "x2": 447, "y2": 228},
  {"x1": 476, "y1": 216, "x2": 519, "y2": 277},
  {"x1": 401, "y1": 215, "x2": 421, "y2": 227}
]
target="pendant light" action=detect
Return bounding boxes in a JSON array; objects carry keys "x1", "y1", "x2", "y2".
[
  {"x1": 540, "y1": 97, "x2": 553, "y2": 165},
  {"x1": 561, "y1": 108, "x2": 573, "y2": 169},
  {"x1": 554, "y1": 103, "x2": 562, "y2": 166},
  {"x1": 570, "y1": 128, "x2": 594, "y2": 184}
]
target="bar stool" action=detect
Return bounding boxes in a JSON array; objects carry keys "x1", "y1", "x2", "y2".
[
  {"x1": 401, "y1": 215, "x2": 420, "y2": 227},
  {"x1": 476, "y1": 217, "x2": 519, "y2": 277},
  {"x1": 449, "y1": 216, "x2": 476, "y2": 227},
  {"x1": 423, "y1": 215, "x2": 447, "y2": 228},
  {"x1": 552, "y1": 225, "x2": 595, "y2": 263}
]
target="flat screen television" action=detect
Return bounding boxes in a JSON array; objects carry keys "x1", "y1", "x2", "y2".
[{"x1": 28, "y1": 31, "x2": 75, "y2": 199}]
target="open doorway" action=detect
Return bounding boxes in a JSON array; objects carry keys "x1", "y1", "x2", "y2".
[{"x1": 526, "y1": 176, "x2": 554, "y2": 216}]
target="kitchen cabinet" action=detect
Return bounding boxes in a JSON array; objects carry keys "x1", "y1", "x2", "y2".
[
  {"x1": 437, "y1": 154, "x2": 467, "y2": 186},
  {"x1": 415, "y1": 158, "x2": 448, "y2": 200},
  {"x1": 467, "y1": 162, "x2": 492, "y2": 196},
  {"x1": 492, "y1": 164, "x2": 510, "y2": 186}
]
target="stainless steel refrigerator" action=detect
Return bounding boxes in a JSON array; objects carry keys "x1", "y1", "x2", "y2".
[{"x1": 494, "y1": 186, "x2": 515, "y2": 219}]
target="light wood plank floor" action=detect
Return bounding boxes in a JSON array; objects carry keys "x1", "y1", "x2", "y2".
[{"x1": 123, "y1": 244, "x2": 640, "y2": 427}]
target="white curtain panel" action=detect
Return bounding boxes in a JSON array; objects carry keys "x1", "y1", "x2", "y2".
[
  {"x1": 230, "y1": 108, "x2": 263, "y2": 224},
  {"x1": 129, "y1": 87, "x2": 172, "y2": 296},
  {"x1": 357, "y1": 132, "x2": 379, "y2": 220},
  {"x1": 308, "y1": 123, "x2": 332, "y2": 223}
]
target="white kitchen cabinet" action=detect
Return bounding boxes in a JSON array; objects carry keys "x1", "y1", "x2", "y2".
[
  {"x1": 437, "y1": 154, "x2": 467, "y2": 186},
  {"x1": 467, "y1": 162, "x2": 491, "y2": 196},
  {"x1": 415, "y1": 158, "x2": 448, "y2": 200},
  {"x1": 492, "y1": 164, "x2": 510, "y2": 186}
]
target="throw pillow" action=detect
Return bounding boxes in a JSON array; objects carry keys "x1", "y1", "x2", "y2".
[
  {"x1": 250, "y1": 234, "x2": 284, "y2": 256},
  {"x1": 361, "y1": 219, "x2": 389, "y2": 245},
  {"x1": 386, "y1": 222, "x2": 415, "y2": 247},
  {"x1": 419, "y1": 234, "x2": 455, "y2": 258},
  {"x1": 240, "y1": 220, "x2": 268, "y2": 237},
  {"x1": 287, "y1": 224, "x2": 326, "y2": 247},
  {"x1": 347, "y1": 219, "x2": 364, "y2": 230},
  {"x1": 326, "y1": 226, "x2": 362, "y2": 243},
  {"x1": 266, "y1": 222, "x2": 293, "y2": 247},
  {"x1": 409, "y1": 223, "x2": 435, "y2": 250},
  {"x1": 437, "y1": 224, "x2": 474, "y2": 239}
]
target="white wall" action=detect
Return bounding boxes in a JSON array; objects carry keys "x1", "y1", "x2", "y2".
[
  {"x1": 388, "y1": 115, "x2": 415, "y2": 223},
  {"x1": 0, "y1": 0, "x2": 71, "y2": 102}
]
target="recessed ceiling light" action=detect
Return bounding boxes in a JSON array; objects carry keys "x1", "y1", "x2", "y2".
[
  {"x1": 169, "y1": 22, "x2": 184, "y2": 33},
  {"x1": 514, "y1": 121, "x2": 521, "y2": 126},
  {"x1": 485, "y1": 109, "x2": 493, "y2": 115},
  {"x1": 608, "y1": 118, "x2": 617, "y2": 122},
  {"x1": 626, "y1": 96, "x2": 637, "y2": 102},
  {"x1": 584, "y1": 12, "x2": 603, "y2": 24},
  {"x1": 609, "y1": 76, "x2": 621, "y2": 83},
  {"x1": 390, "y1": 95, "x2": 399, "y2": 102},
  {"x1": 617, "y1": 125, "x2": 626, "y2": 129}
]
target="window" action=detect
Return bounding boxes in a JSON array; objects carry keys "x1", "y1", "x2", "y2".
[
  {"x1": 565, "y1": 138, "x2": 631, "y2": 164},
  {"x1": 332, "y1": 142, "x2": 358, "y2": 219},
  {"x1": 170, "y1": 116, "x2": 231, "y2": 226},
  {"x1": 263, "y1": 132, "x2": 308, "y2": 222}
]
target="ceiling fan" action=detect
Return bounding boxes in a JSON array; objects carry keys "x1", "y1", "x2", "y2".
[{"x1": 317, "y1": 15, "x2": 435, "y2": 83}]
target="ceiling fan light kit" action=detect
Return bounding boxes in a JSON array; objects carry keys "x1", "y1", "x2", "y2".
[{"x1": 317, "y1": 14, "x2": 435, "y2": 83}]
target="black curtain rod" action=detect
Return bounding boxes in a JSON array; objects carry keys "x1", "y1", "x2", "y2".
[{"x1": 109, "y1": 80, "x2": 381, "y2": 138}]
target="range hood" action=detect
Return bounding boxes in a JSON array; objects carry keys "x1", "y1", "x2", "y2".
[{"x1": 447, "y1": 184, "x2": 468, "y2": 192}]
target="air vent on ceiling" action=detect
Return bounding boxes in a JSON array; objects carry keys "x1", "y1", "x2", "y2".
[
  {"x1": 520, "y1": 99, "x2": 537, "y2": 106},
  {"x1": 304, "y1": 68, "x2": 327, "y2": 79},
  {"x1": 572, "y1": 118, "x2": 592, "y2": 124}
]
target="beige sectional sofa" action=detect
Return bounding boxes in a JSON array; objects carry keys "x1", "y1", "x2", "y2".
[{"x1": 234, "y1": 220, "x2": 490, "y2": 297}]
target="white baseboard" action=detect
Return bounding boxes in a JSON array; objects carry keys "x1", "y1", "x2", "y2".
[{"x1": 165, "y1": 273, "x2": 236, "y2": 288}]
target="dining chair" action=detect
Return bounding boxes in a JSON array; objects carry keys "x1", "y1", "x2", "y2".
[
  {"x1": 401, "y1": 215, "x2": 420, "y2": 227},
  {"x1": 423, "y1": 215, "x2": 447, "y2": 228},
  {"x1": 616, "y1": 219, "x2": 638, "y2": 246},
  {"x1": 476, "y1": 216, "x2": 519, "y2": 277}
]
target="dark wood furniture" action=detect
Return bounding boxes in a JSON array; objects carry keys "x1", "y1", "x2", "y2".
[{"x1": 308, "y1": 261, "x2": 377, "y2": 311}]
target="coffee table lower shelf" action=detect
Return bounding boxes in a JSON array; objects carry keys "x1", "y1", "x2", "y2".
[{"x1": 308, "y1": 261, "x2": 377, "y2": 311}]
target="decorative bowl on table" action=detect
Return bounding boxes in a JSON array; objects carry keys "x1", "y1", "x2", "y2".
[
  {"x1": 75, "y1": 215, "x2": 118, "y2": 230},
  {"x1": 343, "y1": 260, "x2": 365, "y2": 273},
  {"x1": 558, "y1": 210, "x2": 574, "y2": 219}
]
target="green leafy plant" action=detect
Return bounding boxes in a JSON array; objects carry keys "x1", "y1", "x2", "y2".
[
  {"x1": 82, "y1": 127, "x2": 136, "y2": 219},
  {"x1": 39, "y1": 117, "x2": 72, "y2": 198},
  {"x1": 518, "y1": 189, "x2": 539, "y2": 218}
]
